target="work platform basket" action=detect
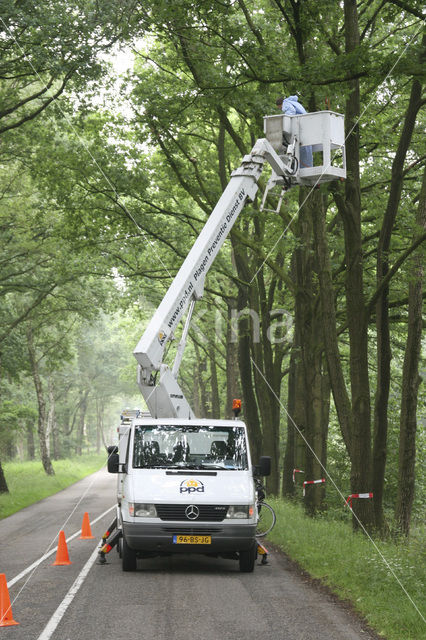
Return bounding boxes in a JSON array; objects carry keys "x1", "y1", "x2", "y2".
[{"x1": 264, "y1": 111, "x2": 346, "y2": 185}]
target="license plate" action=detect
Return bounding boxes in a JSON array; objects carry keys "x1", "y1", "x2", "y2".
[{"x1": 172, "y1": 535, "x2": 211, "y2": 545}]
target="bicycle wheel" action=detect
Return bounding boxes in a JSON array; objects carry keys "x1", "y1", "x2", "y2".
[{"x1": 256, "y1": 501, "x2": 276, "y2": 537}]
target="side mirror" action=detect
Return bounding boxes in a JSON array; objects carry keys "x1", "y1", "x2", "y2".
[
  {"x1": 255, "y1": 456, "x2": 271, "y2": 477},
  {"x1": 107, "y1": 445, "x2": 119, "y2": 474}
]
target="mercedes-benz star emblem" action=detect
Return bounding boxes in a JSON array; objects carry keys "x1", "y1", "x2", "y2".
[{"x1": 185, "y1": 504, "x2": 200, "y2": 520}]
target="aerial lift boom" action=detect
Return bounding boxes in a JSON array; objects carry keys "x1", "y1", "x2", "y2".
[
  {"x1": 100, "y1": 111, "x2": 346, "y2": 567},
  {"x1": 133, "y1": 111, "x2": 346, "y2": 419}
]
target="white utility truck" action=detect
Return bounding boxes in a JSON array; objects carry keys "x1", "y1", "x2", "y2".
[{"x1": 106, "y1": 111, "x2": 346, "y2": 572}]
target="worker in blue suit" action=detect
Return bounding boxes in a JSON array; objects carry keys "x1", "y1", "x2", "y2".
[{"x1": 276, "y1": 95, "x2": 313, "y2": 168}]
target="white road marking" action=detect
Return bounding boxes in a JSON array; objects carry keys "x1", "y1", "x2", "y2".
[
  {"x1": 37, "y1": 544, "x2": 99, "y2": 640},
  {"x1": 8, "y1": 505, "x2": 115, "y2": 588}
]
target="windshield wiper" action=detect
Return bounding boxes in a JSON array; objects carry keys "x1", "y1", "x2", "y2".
[
  {"x1": 177, "y1": 464, "x2": 203, "y2": 469},
  {"x1": 137, "y1": 464, "x2": 174, "y2": 469},
  {"x1": 196, "y1": 463, "x2": 237, "y2": 470}
]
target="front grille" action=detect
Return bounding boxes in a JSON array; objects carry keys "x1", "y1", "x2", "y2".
[
  {"x1": 161, "y1": 526, "x2": 223, "y2": 534},
  {"x1": 155, "y1": 504, "x2": 229, "y2": 522}
]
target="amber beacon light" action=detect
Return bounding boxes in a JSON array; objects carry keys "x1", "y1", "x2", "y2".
[{"x1": 232, "y1": 398, "x2": 242, "y2": 417}]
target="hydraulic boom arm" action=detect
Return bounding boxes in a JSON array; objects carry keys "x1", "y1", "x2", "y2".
[
  {"x1": 133, "y1": 138, "x2": 294, "y2": 419},
  {"x1": 133, "y1": 107, "x2": 346, "y2": 419}
]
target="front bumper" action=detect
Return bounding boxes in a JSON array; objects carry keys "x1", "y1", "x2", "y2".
[{"x1": 123, "y1": 520, "x2": 256, "y2": 553}]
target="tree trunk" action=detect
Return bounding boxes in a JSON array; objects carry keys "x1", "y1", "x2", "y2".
[
  {"x1": 193, "y1": 343, "x2": 209, "y2": 418},
  {"x1": 76, "y1": 389, "x2": 89, "y2": 456},
  {"x1": 296, "y1": 188, "x2": 328, "y2": 513},
  {"x1": 200, "y1": 359, "x2": 210, "y2": 418},
  {"x1": 312, "y1": 196, "x2": 353, "y2": 458},
  {"x1": 26, "y1": 324, "x2": 54, "y2": 476},
  {"x1": 0, "y1": 460, "x2": 9, "y2": 493},
  {"x1": 373, "y1": 53, "x2": 424, "y2": 531},
  {"x1": 226, "y1": 300, "x2": 240, "y2": 418},
  {"x1": 304, "y1": 340, "x2": 328, "y2": 514},
  {"x1": 96, "y1": 398, "x2": 101, "y2": 454},
  {"x1": 251, "y1": 268, "x2": 282, "y2": 495},
  {"x1": 292, "y1": 227, "x2": 310, "y2": 499},
  {"x1": 231, "y1": 237, "x2": 263, "y2": 464},
  {"x1": 97, "y1": 399, "x2": 108, "y2": 450},
  {"x1": 293, "y1": 349, "x2": 307, "y2": 477},
  {"x1": 0, "y1": 355, "x2": 8, "y2": 491},
  {"x1": 395, "y1": 164, "x2": 425, "y2": 536},
  {"x1": 209, "y1": 341, "x2": 220, "y2": 419},
  {"x1": 282, "y1": 348, "x2": 296, "y2": 497},
  {"x1": 6, "y1": 440, "x2": 17, "y2": 460},
  {"x1": 192, "y1": 357, "x2": 201, "y2": 417},
  {"x1": 339, "y1": 0, "x2": 373, "y2": 529},
  {"x1": 51, "y1": 422, "x2": 60, "y2": 460},
  {"x1": 236, "y1": 286, "x2": 262, "y2": 463},
  {"x1": 47, "y1": 377, "x2": 59, "y2": 459},
  {"x1": 26, "y1": 421, "x2": 35, "y2": 460},
  {"x1": 237, "y1": 308, "x2": 263, "y2": 463},
  {"x1": 321, "y1": 365, "x2": 331, "y2": 477}
]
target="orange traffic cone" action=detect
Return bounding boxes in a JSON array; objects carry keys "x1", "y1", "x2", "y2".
[
  {"x1": 0, "y1": 574, "x2": 19, "y2": 627},
  {"x1": 52, "y1": 530, "x2": 72, "y2": 566},
  {"x1": 79, "y1": 511, "x2": 94, "y2": 539}
]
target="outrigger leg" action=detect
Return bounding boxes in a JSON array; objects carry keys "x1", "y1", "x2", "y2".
[
  {"x1": 98, "y1": 517, "x2": 121, "y2": 564},
  {"x1": 101, "y1": 516, "x2": 117, "y2": 544},
  {"x1": 256, "y1": 540, "x2": 269, "y2": 565}
]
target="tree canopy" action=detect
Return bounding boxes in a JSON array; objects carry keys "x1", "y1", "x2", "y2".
[{"x1": 0, "y1": 0, "x2": 424, "y2": 535}]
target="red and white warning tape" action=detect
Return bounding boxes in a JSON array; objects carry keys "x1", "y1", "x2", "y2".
[
  {"x1": 345, "y1": 492, "x2": 373, "y2": 510},
  {"x1": 292, "y1": 468, "x2": 304, "y2": 484},
  {"x1": 303, "y1": 478, "x2": 326, "y2": 496}
]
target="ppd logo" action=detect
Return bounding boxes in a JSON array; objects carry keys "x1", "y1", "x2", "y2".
[
  {"x1": 180, "y1": 479, "x2": 205, "y2": 494},
  {"x1": 158, "y1": 331, "x2": 167, "y2": 346}
]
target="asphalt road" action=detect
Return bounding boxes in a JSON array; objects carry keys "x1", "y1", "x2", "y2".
[{"x1": 0, "y1": 468, "x2": 377, "y2": 640}]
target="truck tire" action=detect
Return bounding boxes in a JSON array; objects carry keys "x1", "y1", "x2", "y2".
[
  {"x1": 239, "y1": 543, "x2": 256, "y2": 573},
  {"x1": 122, "y1": 535, "x2": 137, "y2": 572}
]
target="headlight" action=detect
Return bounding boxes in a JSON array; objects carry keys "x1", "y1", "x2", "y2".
[
  {"x1": 226, "y1": 505, "x2": 254, "y2": 519},
  {"x1": 129, "y1": 503, "x2": 157, "y2": 517}
]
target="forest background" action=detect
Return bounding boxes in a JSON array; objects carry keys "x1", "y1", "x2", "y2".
[{"x1": 0, "y1": 0, "x2": 424, "y2": 550}]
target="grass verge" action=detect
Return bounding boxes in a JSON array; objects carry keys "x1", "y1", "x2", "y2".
[
  {"x1": 0, "y1": 454, "x2": 106, "y2": 520},
  {"x1": 267, "y1": 498, "x2": 425, "y2": 640}
]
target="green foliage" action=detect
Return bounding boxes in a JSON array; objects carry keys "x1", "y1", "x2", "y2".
[
  {"x1": 0, "y1": 400, "x2": 36, "y2": 457},
  {"x1": 0, "y1": 0, "x2": 141, "y2": 136}
]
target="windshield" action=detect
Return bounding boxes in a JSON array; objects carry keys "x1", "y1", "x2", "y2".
[{"x1": 132, "y1": 425, "x2": 248, "y2": 470}]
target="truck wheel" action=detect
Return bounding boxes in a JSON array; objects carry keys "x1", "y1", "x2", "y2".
[
  {"x1": 239, "y1": 543, "x2": 256, "y2": 573},
  {"x1": 122, "y1": 535, "x2": 137, "y2": 572},
  {"x1": 118, "y1": 536, "x2": 123, "y2": 558}
]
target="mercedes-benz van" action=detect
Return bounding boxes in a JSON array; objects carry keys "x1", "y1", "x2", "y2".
[{"x1": 108, "y1": 417, "x2": 270, "y2": 572}]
